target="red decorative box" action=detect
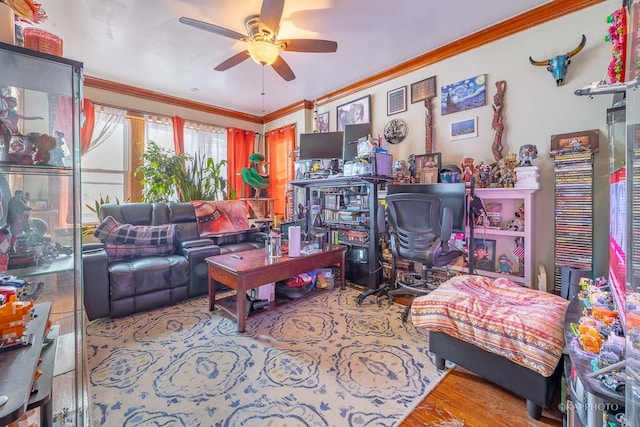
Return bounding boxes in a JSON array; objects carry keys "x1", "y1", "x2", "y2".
[{"x1": 23, "y1": 28, "x2": 62, "y2": 56}]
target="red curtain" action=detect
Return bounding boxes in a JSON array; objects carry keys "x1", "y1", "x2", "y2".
[
  {"x1": 267, "y1": 124, "x2": 295, "y2": 216},
  {"x1": 81, "y1": 98, "x2": 95, "y2": 155},
  {"x1": 227, "y1": 128, "x2": 255, "y2": 199},
  {"x1": 53, "y1": 95, "x2": 73, "y2": 139},
  {"x1": 172, "y1": 116, "x2": 185, "y2": 154}
]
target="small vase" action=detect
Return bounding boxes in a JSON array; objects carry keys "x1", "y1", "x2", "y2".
[{"x1": 0, "y1": 2, "x2": 16, "y2": 45}]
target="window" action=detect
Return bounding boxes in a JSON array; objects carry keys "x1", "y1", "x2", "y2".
[
  {"x1": 81, "y1": 106, "x2": 129, "y2": 224},
  {"x1": 184, "y1": 122, "x2": 228, "y2": 199},
  {"x1": 144, "y1": 115, "x2": 174, "y2": 152}
]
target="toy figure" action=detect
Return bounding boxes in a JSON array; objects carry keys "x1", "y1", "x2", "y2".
[
  {"x1": 461, "y1": 157, "x2": 474, "y2": 184},
  {"x1": 6, "y1": 190, "x2": 31, "y2": 236},
  {"x1": 518, "y1": 144, "x2": 538, "y2": 166},
  {"x1": 478, "y1": 163, "x2": 492, "y2": 188},
  {"x1": 496, "y1": 253, "x2": 513, "y2": 274}
]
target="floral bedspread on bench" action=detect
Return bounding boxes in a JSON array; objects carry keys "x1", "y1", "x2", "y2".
[{"x1": 411, "y1": 275, "x2": 569, "y2": 377}]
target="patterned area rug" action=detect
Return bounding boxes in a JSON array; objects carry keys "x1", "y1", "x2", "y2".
[{"x1": 86, "y1": 288, "x2": 445, "y2": 426}]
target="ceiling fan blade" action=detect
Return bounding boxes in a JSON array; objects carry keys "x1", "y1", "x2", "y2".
[
  {"x1": 259, "y1": 0, "x2": 285, "y2": 34},
  {"x1": 179, "y1": 17, "x2": 246, "y2": 41},
  {"x1": 214, "y1": 51, "x2": 250, "y2": 71},
  {"x1": 280, "y1": 39, "x2": 338, "y2": 53},
  {"x1": 272, "y1": 55, "x2": 295, "y2": 81}
]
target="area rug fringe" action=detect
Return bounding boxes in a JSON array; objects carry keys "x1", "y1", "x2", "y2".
[{"x1": 85, "y1": 288, "x2": 445, "y2": 426}]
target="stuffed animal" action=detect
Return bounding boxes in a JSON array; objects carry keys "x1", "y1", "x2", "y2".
[{"x1": 30, "y1": 133, "x2": 57, "y2": 165}]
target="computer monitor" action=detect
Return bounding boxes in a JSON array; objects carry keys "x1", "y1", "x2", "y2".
[
  {"x1": 387, "y1": 183, "x2": 467, "y2": 233},
  {"x1": 299, "y1": 131, "x2": 344, "y2": 160},
  {"x1": 343, "y1": 123, "x2": 372, "y2": 162}
]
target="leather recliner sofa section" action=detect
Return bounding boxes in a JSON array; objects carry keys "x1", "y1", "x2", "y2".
[{"x1": 83, "y1": 202, "x2": 265, "y2": 320}]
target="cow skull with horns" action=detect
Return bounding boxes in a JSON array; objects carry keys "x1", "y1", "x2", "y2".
[{"x1": 529, "y1": 34, "x2": 586, "y2": 86}]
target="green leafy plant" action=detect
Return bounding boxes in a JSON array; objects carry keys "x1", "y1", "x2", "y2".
[
  {"x1": 179, "y1": 155, "x2": 235, "y2": 201},
  {"x1": 135, "y1": 141, "x2": 185, "y2": 203},
  {"x1": 136, "y1": 141, "x2": 235, "y2": 202}
]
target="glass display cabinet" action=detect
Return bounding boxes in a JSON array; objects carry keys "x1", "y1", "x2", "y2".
[
  {"x1": 626, "y1": 3, "x2": 640, "y2": 424},
  {"x1": 0, "y1": 42, "x2": 84, "y2": 425}
]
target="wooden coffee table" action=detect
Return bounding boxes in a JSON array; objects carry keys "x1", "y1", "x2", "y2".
[{"x1": 206, "y1": 245, "x2": 346, "y2": 332}]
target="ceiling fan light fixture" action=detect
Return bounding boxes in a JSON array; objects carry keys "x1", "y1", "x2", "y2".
[{"x1": 247, "y1": 40, "x2": 280, "y2": 65}]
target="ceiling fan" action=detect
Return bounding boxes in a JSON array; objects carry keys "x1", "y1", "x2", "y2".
[{"x1": 179, "y1": 0, "x2": 338, "y2": 81}]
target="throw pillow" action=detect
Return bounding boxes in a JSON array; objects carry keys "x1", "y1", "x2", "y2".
[
  {"x1": 94, "y1": 216, "x2": 177, "y2": 246},
  {"x1": 104, "y1": 243, "x2": 174, "y2": 262},
  {"x1": 192, "y1": 200, "x2": 250, "y2": 237}
]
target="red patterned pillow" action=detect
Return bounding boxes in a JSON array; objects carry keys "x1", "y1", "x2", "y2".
[{"x1": 192, "y1": 200, "x2": 250, "y2": 237}]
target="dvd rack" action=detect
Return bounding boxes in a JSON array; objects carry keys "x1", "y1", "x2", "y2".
[{"x1": 553, "y1": 151, "x2": 594, "y2": 293}]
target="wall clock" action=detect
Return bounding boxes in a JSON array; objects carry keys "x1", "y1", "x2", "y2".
[{"x1": 384, "y1": 119, "x2": 408, "y2": 144}]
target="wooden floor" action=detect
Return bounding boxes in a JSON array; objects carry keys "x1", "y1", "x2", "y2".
[{"x1": 400, "y1": 366, "x2": 563, "y2": 426}]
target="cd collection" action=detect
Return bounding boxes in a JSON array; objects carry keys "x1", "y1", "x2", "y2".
[{"x1": 553, "y1": 151, "x2": 594, "y2": 294}]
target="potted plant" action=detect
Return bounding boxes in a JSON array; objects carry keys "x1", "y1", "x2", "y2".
[{"x1": 136, "y1": 141, "x2": 235, "y2": 202}]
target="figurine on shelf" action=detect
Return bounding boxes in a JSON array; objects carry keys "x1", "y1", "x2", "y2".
[
  {"x1": 6, "y1": 190, "x2": 31, "y2": 236},
  {"x1": 496, "y1": 253, "x2": 513, "y2": 274},
  {"x1": 478, "y1": 163, "x2": 492, "y2": 188},
  {"x1": 518, "y1": 144, "x2": 538, "y2": 167},
  {"x1": 461, "y1": 157, "x2": 474, "y2": 184}
]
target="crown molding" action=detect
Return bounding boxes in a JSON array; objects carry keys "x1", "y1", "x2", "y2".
[
  {"x1": 83, "y1": 77, "x2": 264, "y2": 124},
  {"x1": 84, "y1": 0, "x2": 603, "y2": 125}
]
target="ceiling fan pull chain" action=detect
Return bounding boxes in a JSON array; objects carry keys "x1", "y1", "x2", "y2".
[{"x1": 262, "y1": 65, "x2": 266, "y2": 112}]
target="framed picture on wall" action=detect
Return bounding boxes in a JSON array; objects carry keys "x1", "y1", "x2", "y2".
[
  {"x1": 337, "y1": 95, "x2": 371, "y2": 131},
  {"x1": 317, "y1": 111, "x2": 329, "y2": 132},
  {"x1": 449, "y1": 117, "x2": 478, "y2": 140},
  {"x1": 411, "y1": 76, "x2": 437, "y2": 103},
  {"x1": 387, "y1": 86, "x2": 407, "y2": 115}
]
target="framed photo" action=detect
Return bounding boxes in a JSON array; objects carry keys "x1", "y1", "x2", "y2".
[
  {"x1": 387, "y1": 86, "x2": 407, "y2": 115},
  {"x1": 414, "y1": 152, "x2": 441, "y2": 183},
  {"x1": 441, "y1": 74, "x2": 487, "y2": 115},
  {"x1": 450, "y1": 117, "x2": 478, "y2": 140},
  {"x1": 549, "y1": 129, "x2": 599, "y2": 157},
  {"x1": 317, "y1": 111, "x2": 329, "y2": 133},
  {"x1": 337, "y1": 95, "x2": 371, "y2": 131},
  {"x1": 411, "y1": 76, "x2": 437, "y2": 103},
  {"x1": 471, "y1": 238, "x2": 496, "y2": 272}
]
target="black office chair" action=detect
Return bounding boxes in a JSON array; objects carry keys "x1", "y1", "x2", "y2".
[{"x1": 356, "y1": 193, "x2": 463, "y2": 320}]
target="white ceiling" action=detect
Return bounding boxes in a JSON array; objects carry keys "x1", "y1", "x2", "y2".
[{"x1": 36, "y1": 0, "x2": 551, "y2": 117}]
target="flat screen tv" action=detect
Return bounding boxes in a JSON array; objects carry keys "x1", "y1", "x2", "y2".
[
  {"x1": 299, "y1": 131, "x2": 344, "y2": 160},
  {"x1": 387, "y1": 183, "x2": 467, "y2": 233},
  {"x1": 343, "y1": 123, "x2": 372, "y2": 162}
]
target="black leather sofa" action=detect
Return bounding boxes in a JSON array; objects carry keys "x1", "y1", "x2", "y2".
[{"x1": 82, "y1": 202, "x2": 265, "y2": 320}]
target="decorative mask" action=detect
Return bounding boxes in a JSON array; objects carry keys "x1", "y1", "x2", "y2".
[{"x1": 529, "y1": 34, "x2": 586, "y2": 86}]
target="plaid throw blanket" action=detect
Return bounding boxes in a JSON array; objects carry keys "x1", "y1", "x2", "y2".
[{"x1": 94, "y1": 216, "x2": 177, "y2": 246}]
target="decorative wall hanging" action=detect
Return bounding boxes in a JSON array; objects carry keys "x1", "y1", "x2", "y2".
[
  {"x1": 440, "y1": 74, "x2": 486, "y2": 116},
  {"x1": 384, "y1": 119, "x2": 408, "y2": 144},
  {"x1": 317, "y1": 112, "x2": 329, "y2": 133},
  {"x1": 529, "y1": 34, "x2": 586, "y2": 86},
  {"x1": 411, "y1": 76, "x2": 436, "y2": 103},
  {"x1": 424, "y1": 97, "x2": 434, "y2": 153},
  {"x1": 491, "y1": 80, "x2": 507, "y2": 161},
  {"x1": 450, "y1": 117, "x2": 477, "y2": 140},
  {"x1": 606, "y1": 8, "x2": 627, "y2": 84},
  {"x1": 337, "y1": 95, "x2": 371, "y2": 131},
  {"x1": 387, "y1": 86, "x2": 407, "y2": 115}
]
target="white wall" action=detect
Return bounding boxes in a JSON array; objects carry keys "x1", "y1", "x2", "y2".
[{"x1": 267, "y1": 1, "x2": 618, "y2": 290}]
